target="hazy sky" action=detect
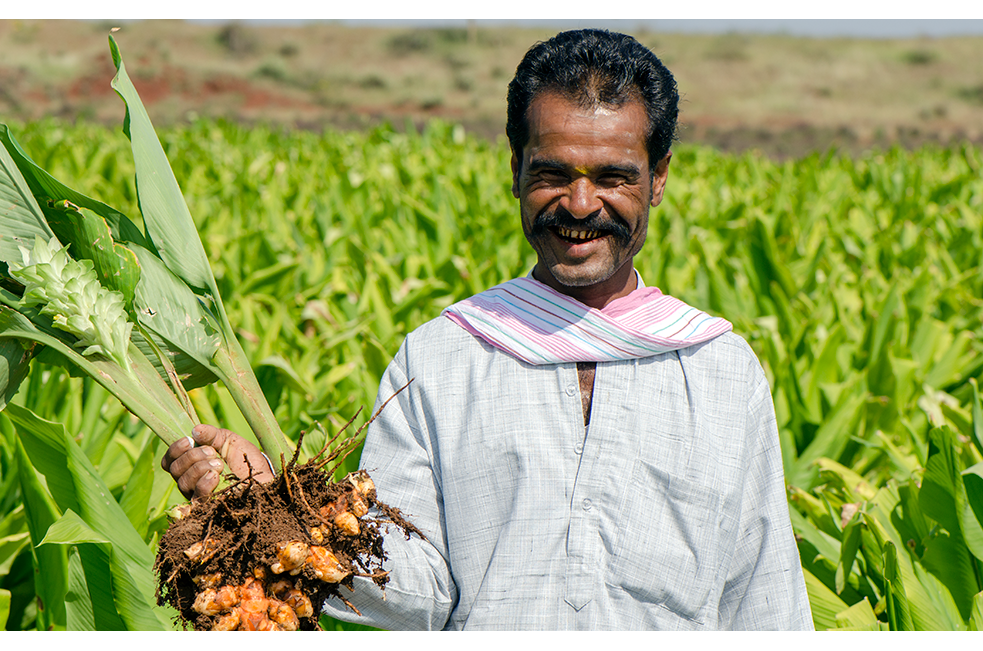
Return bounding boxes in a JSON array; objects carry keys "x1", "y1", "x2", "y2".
[{"x1": 99, "y1": 18, "x2": 983, "y2": 38}]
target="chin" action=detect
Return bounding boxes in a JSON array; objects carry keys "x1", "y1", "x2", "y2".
[{"x1": 549, "y1": 265, "x2": 616, "y2": 288}]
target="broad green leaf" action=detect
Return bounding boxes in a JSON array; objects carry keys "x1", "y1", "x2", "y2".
[
  {"x1": 13, "y1": 434, "x2": 67, "y2": 630},
  {"x1": 108, "y1": 36, "x2": 217, "y2": 296},
  {"x1": 868, "y1": 282, "x2": 901, "y2": 370},
  {"x1": 258, "y1": 354, "x2": 314, "y2": 397},
  {"x1": 837, "y1": 513, "x2": 864, "y2": 594},
  {"x1": 834, "y1": 597, "x2": 880, "y2": 630},
  {"x1": 791, "y1": 379, "x2": 866, "y2": 488},
  {"x1": 65, "y1": 547, "x2": 96, "y2": 631},
  {"x1": 804, "y1": 324, "x2": 847, "y2": 417},
  {"x1": 74, "y1": 543, "x2": 126, "y2": 630},
  {"x1": 971, "y1": 591, "x2": 983, "y2": 631},
  {"x1": 883, "y1": 541, "x2": 915, "y2": 630},
  {"x1": 964, "y1": 463, "x2": 983, "y2": 532},
  {"x1": 117, "y1": 435, "x2": 159, "y2": 540},
  {"x1": 921, "y1": 526, "x2": 979, "y2": 620},
  {"x1": 920, "y1": 427, "x2": 983, "y2": 562},
  {"x1": 0, "y1": 532, "x2": 29, "y2": 577},
  {"x1": 971, "y1": 378, "x2": 983, "y2": 457},
  {"x1": 41, "y1": 509, "x2": 112, "y2": 546},
  {"x1": 0, "y1": 136, "x2": 56, "y2": 267},
  {"x1": 817, "y1": 457, "x2": 877, "y2": 502},
  {"x1": 865, "y1": 485, "x2": 966, "y2": 630},
  {"x1": 10, "y1": 406, "x2": 172, "y2": 630},
  {"x1": 0, "y1": 123, "x2": 148, "y2": 248},
  {"x1": 802, "y1": 566, "x2": 850, "y2": 630},
  {"x1": 924, "y1": 330, "x2": 975, "y2": 390},
  {"x1": 0, "y1": 587, "x2": 10, "y2": 629},
  {"x1": 0, "y1": 338, "x2": 34, "y2": 411},
  {"x1": 129, "y1": 242, "x2": 221, "y2": 381}
]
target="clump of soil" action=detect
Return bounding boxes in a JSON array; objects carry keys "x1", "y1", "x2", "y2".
[{"x1": 154, "y1": 401, "x2": 422, "y2": 631}]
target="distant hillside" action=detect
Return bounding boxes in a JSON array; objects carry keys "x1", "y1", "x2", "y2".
[{"x1": 1, "y1": 20, "x2": 981, "y2": 158}]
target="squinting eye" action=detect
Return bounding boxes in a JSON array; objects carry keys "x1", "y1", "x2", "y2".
[
  {"x1": 537, "y1": 171, "x2": 569, "y2": 185},
  {"x1": 597, "y1": 175, "x2": 626, "y2": 187}
]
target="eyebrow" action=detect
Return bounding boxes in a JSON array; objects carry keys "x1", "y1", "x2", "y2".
[{"x1": 526, "y1": 158, "x2": 642, "y2": 179}]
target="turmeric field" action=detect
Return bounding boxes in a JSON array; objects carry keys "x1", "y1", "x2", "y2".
[{"x1": 1, "y1": 115, "x2": 982, "y2": 630}]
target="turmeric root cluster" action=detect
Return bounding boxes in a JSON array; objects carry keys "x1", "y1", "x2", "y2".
[
  {"x1": 155, "y1": 460, "x2": 421, "y2": 631},
  {"x1": 156, "y1": 397, "x2": 423, "y2": 631},
  {"x1": 191, "y1": 568, "x2": 313, "y2": 631},
  {"x1": 179, "y1": 475, "x2": 374, "y2": 630}
]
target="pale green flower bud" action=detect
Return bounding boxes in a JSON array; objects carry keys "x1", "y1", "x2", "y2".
[{"x1": 8, "y1": 235, "x2": 133, "y2": 371}]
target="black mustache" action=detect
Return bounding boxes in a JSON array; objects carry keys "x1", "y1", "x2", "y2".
[{"x1": 530, "y1": 209, "x2": 631, "y2": 243}]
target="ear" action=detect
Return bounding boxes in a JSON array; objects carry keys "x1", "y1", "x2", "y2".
[
  {"x1": 649, "y1": 151, "x2": 672, "y2": 208},
  {"x1": 510, "y1": 150, "x2": 521, "y2": 199}
]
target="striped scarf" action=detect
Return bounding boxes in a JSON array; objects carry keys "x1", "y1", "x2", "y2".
[{"x1": 441, "y1": 274, "x2": 733, "y2": 365}]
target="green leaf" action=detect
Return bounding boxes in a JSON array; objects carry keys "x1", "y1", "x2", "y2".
[
  {"x1": 65, "y1": 547, "x2": 95, "y2": 631},
  {"x1": 833, "y1": 597, "x2": 880, "y2": 630},
  {"x1": 792, "y1": 378, "x2": 866, "y2": 488},
  {"x1": 970, "y1": 591, "x2": 983, "y2": 631},
  {"x1": 920, "y1": 427, "x2": 983, "y2": 563},
  {"x1": 970, "y1": 378, "x2": 983, "y2": 457},
  {"x1": 117, "y1": 435, "x2": 159, "y2": 540},
  {"x1": 801, "y1": 566, "x2": 850, "y2": 630},
  {"x1": 964, "y1": 462, "x2": 983, "y2": 532},
  {"x1": 837, "y1": 513, "x2": 864, "y2": 594},
  {"x1": 73, "y1": 543, "x2": 126, "y2": 630},
  {"x1": 0, "y1": 338, "x2": 34, "y2": 411},
  {"x1": 41, "y1": 509, "x2": 112, "y2": 546},
  {"x1": 0, "y1": 587, "x2": 10, "y2": 629},
  {"x1": 0, "y1": 123, "x2": 148, "y2": 248},
  {"x1": 9, "y1": 405, "x2": 172, "y2": 630},
  {"x1": 108, "y1": 36, "x2": 217, "y2": 296},
  {"x1": 0, "y1": 136, "x2": 56, "y2": 266},
  {"x1": 865, "y1": 484, "x2": 966, "y2": 630},
  {"x1": 129, "y1": 242, "x2": 221, "y2": 382},
  {"x1": 883, "y1": 541, "x2": 915, "y2": 630},
  {"x1": 12, "y1": 434, "x2": 67, "y2": 630}
]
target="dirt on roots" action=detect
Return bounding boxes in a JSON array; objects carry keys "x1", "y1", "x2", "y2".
[{"x1": 154, "y1": 400, "x2": 423, "y2": 631}]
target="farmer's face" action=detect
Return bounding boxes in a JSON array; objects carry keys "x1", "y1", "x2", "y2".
[{"x1": 512, "y1": 93, "x2": 670, "y2": 305}]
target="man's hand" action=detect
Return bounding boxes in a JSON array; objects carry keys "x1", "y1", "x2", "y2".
[{"x1": 161, "y1": 424, "x2": 276, "y2": 499}]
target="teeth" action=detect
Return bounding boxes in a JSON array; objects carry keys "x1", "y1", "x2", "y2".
[{"x1": 558, "y1": 228, "x2": 598, "y2": 241}]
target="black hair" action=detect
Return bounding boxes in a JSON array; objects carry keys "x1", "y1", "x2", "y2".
[{"x1": 506, "y1": 29, "x2": 679, "y2": 173}]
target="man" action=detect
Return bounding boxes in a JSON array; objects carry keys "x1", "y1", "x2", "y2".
[{"x1": 163, "y1": 29, "x2": 813, "y2": 630}]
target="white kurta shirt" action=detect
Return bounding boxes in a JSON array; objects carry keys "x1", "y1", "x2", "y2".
[{"x1": 322, "y1": 315, "x2": 813, "y2": 630}]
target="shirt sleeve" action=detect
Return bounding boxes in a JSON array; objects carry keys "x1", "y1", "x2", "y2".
[
  {"x1": 320, "y1": 343, "x2": 458, "y2": 630},
  {"x1": 717, "y1": 361, "x2": 814, "y2": 630}
]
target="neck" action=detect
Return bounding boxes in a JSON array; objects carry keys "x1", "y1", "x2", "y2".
[{"x1": 532, "y1": 263, "x2": 637, "y2": 310}]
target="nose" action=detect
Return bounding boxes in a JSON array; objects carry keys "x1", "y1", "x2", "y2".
[{"x1": 562, "y1": 177, "x2": 603, "y2": 219}]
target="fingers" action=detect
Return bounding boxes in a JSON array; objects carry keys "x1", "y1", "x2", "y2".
[
  {"x1": 161, "y1": 437, "x2": 224, "y2": 500},
  {"x1": 161, "y1": 425, "x2": 275, "y2": 501},
  {"x1": 193, "y1": 424, "x2": 275, "y2": 484}
]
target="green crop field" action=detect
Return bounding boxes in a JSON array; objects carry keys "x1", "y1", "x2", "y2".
[{"x1": 1, "y1": 111, "x2": 982, "y2": 629}]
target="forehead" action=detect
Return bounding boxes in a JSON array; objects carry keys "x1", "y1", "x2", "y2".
[{"x1": 523, "y1": 93, "x2": 649, "y2": 165}]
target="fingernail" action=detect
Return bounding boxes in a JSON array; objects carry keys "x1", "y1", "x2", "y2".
[
  {"x1": 184, "y1": 435, "x2": 195, "y2": 448},
  {"x1": 209, "y1": 459, "x2": 224, "y2": 470}
]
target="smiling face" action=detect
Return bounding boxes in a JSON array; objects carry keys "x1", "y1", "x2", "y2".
[{"x1": 512, "y1": 92, "x2": 670, "y2": 309}]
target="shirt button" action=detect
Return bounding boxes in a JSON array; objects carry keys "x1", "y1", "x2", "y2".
[
  {"x1": 565, "y1": 384, "x2": 577, "y2": 397},
  {"x1": 582, "y1": 498, "x2": 592, "y2": 511},
  {"x1": 574, "y1": 442, "x2": 584, "y2": 455}
]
